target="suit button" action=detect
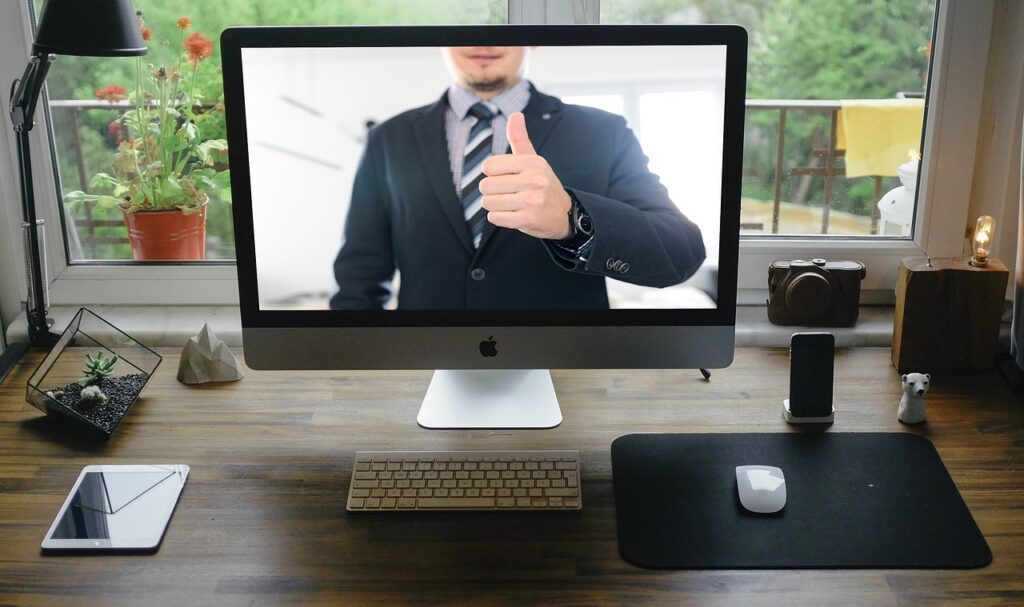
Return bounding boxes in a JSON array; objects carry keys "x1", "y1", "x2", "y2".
[
  {"x1": 619, "y1": 263, "x2": 630, "y2": 273},
  {"x1": 605, "y1": 258, "x2": 616, "y2": 270},
  {"x1": 470, "y1": 268, "x2": 486, "y2": 281}
]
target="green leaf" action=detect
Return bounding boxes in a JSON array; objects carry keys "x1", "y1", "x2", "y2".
[
  {"x1": 63, "y1": 191, "x2": 98, "y2": 210},
  {"x1": 164, "y1": 176, "x2": 184, "y2": 198},
  {"x1": 196, "y1": 175, "x2": 218, "y2": 190},
  {"x1": 95, "y1": 195, "x2": 122, "y2": 210},
  {"x1": 89, "y1": 173, "x2": 119, "y2": 189},
  {"x1": 198, "y1": 139, "x2": 228, "y2": 165}
]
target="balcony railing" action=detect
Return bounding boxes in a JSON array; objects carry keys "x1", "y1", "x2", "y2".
[{"x1": 745, "y1": 100, "x2": 888, "y2": 236}]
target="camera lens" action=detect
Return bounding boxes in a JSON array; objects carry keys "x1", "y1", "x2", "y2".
[{"x1": 785, "y1": 272, "x2": 832, "y2": 317}]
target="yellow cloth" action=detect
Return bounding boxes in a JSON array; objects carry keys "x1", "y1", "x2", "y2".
[{"x1": 837, "y1": 99, "x2": 925, "y2": 178}]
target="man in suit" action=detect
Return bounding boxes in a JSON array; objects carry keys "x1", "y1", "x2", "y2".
[{"x1": 330, "y1": 46, "x2": 706, "y2": 309}]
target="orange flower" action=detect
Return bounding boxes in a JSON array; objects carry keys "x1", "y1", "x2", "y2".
[
  {"x1": 183, "y1": 32, "x2": 214, "y2": 65},
  {"x1": 177, "y1": 16, "x2": 191, "y2": 30},
  {"x1": 140, "y1": 26, "x2": 152, "y2": 41},
  {"x1": 95, "y1": 84, "x2": 128, "y2": 102}
]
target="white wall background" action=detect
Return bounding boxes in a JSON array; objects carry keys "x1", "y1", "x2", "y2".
[{"x1": 241, "y1": 45, "x2": 726, "y2": 308}]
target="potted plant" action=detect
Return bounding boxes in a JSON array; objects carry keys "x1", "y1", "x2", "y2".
[{"x1": 66, "y1": 14, "x2": 228, "y2": 260}]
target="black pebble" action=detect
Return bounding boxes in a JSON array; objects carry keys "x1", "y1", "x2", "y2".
[{"x1": 47, "y1": 374, "x2": 149, "y2": 434}]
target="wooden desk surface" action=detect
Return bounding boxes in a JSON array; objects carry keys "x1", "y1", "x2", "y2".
[{"x1": 1, "y1": 347, "x2": 1021, "y2": 606}]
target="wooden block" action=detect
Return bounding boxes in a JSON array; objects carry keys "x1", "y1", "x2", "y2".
[{"x1": 892, "y1": 256, "x2": 1008, "y2": 373}]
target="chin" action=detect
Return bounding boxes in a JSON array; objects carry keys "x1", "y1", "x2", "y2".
[{"x1": 469, "y1": 78, "x2": 507, "y2": 93}]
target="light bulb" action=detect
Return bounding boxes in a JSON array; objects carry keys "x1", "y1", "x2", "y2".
[{"x1": 970, "y1": 215, "x2": 995, "y2": 267}]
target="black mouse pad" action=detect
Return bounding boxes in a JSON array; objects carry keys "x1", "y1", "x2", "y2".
[{"x1": 610, "y1": 433, "x2": 991, "y2": 569}]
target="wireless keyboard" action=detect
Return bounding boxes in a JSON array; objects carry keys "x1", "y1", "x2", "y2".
[{"x1": 346, "y1": 450, "x2": 581, "y2": 511}]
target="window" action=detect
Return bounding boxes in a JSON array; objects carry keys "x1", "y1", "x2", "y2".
[
  {"x1": 602, "y1": 0, "x2": 935, "y2": 241},
  {"x1": 598, "y1": 0, "x2": 996, "y2": 300},
  {"x1": 1, "y1": 0, "x2": 996, "y2": 307},
  {"x1": 36, "y1": 0, "x2": 506, "y2": 264}
]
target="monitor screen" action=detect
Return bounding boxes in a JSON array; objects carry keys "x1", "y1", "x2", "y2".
[{"x1": 223, "y1": 25, "x2": 745, "y2": 375}]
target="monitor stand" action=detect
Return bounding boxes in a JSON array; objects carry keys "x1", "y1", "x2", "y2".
[{"x1": 416, "y1": 369, "x2": 562, "y2": 429}]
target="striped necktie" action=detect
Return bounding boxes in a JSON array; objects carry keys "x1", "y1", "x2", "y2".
[{"x1": 461, "y1": 101, "x2": 498, "y2": 249}]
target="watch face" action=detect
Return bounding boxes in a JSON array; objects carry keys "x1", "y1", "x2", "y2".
[{"x1": 575, "y1": 208, "x2": 594, "y2": 235}]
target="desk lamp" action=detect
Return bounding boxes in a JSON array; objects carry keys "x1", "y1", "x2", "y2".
[
  {"x1": 5, "y1": 0, "x2": 145, "y2": 374},
  {"x1": 892, "y1": 215, "x2": 1008, "y2": 373}
]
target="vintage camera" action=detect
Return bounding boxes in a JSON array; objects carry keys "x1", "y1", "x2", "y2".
[{"x1": 767, "y1": 259, "x2": 865, "y2": 327}]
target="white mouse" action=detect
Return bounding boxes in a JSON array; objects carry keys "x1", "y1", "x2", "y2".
[{"x1": 736, "y1": 465, "x2": 787, "y2": 514}]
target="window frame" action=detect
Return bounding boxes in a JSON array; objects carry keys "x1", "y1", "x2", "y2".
[{"x1": 0, "y1": 0, "x2": 994, "y2": 308}]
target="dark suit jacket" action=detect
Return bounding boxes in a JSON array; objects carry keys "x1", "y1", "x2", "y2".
[{"x1": 330, "y1": 86, "x2": 706, "y2": 309}]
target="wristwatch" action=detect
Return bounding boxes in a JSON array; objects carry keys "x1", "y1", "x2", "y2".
[{"x1": 563, "y1": 189, "x2": 593, "y2": 246}]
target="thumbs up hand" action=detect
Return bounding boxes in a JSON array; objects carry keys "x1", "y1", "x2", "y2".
[{"x1": 480, "y1": 112, "x2": 573, "y2": 240}]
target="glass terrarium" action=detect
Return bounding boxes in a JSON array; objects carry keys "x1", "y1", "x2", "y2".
[{"x1": 26, "y1": 308, "x2": 162, "y2": 437}]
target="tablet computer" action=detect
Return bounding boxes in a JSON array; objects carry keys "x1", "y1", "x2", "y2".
[{"x1": 42, "y1": 464, "x2": 189, "y2": 553}]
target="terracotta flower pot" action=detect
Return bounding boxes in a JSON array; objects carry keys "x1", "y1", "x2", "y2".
[{"x1": 121, "y1": 206, "x2": 207, "y2": 260}]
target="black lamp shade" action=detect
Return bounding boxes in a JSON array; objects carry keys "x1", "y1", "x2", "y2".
[{"x1": 33, "y1": 0, "x2": 148, "y2": 57}]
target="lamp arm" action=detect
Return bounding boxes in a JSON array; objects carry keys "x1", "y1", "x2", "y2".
[
  {"x1": 9, "y1": 52, "x2": 59, "y2": 346},
  {"x1": 9, "y1": 53, "x2": 54, "y2": 133}
]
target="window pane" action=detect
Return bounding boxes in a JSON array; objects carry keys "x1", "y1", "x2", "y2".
[
  {"x1": 37, "y1": 0, "x2": 506, "y2": 263},
  {"x1": 601, "y1": 0, "x2": 936, "y2": 238},
  {"x1": 638, "y1": 91, "x2": 722, "y2": 258},
  {"x1": 560, "y1": 94, "x2": 625, "y2": 116}
]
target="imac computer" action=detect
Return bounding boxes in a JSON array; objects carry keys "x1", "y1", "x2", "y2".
[{"x1": 221, "y1": 25, "x2": 746, "y2": 429}]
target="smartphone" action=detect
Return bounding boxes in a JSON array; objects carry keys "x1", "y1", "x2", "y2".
[
  {"x1": 42, "y1": 464, "x2": 189, "y2": 553},
  {"x1": 788, "y1": 332, "x2": 834, "y2": 418}
]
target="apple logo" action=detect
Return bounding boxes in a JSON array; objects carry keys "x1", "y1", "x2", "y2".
[{"x1": 479, "y1": 336, "x2": 498, "y2": 357}]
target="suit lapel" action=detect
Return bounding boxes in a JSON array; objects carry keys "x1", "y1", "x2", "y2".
[
  {"x1": 477, "y1": 89, "x2": 563, "y2": 255},
  {"x1": 413, "y1": 95, "x2": 474, "y2": 255}
]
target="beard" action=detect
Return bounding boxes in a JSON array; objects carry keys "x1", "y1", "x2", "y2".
[{"x1": 466, "y1": 75, "x2": 508, "y2": 93}]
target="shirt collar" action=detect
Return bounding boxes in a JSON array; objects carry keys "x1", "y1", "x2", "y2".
[{"x1": 447, "y1": 79, "x2": 532, "y2": 120}]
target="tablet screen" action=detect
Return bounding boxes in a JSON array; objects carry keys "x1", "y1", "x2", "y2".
[{"x1": 43, "y1": 465, "x2": 189, "y2": 552}]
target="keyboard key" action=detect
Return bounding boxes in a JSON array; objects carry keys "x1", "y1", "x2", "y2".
[
  {"x1": 419, "y1": 498, "x2": 495, "y2": 509},
  {"x1": 544, "y1": 488, "x2": 579, "y2": 497}
]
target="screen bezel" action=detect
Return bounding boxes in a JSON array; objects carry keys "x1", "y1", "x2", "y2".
[{"x1": 222, "y1": 25, "x2": 746, "y2": 329}]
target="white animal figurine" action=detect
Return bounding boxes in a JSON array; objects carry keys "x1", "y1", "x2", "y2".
[{"x1": 898, "y1": 373, "x2": 930, "y2": 424}]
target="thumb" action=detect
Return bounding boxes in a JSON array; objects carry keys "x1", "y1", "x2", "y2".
[{"x1": 506, "y1": 112, "x2": 536, "y2": 155}]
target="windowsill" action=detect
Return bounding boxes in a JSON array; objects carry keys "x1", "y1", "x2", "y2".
[
  {"x1": 734, "y1": 305, "x2": 897, "y2": 348},
  {"x1": 7, "y1": 304, "x2": 912, "y2": 350},
  {"x1": 6, "y1": 306, "x2": 245, "y2": 349}
]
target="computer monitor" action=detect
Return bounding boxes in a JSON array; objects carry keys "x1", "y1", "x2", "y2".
[{"x1": 222, "y1": 25, "x2": 746, "y2": 428}]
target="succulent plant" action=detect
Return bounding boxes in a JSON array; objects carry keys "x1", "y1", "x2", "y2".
[{"x1": 77, "y1": 352, "x2": 119, "y2": 386}]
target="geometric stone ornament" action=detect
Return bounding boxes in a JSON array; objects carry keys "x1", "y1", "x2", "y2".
[{"x1": 177, "y1": 323, "x2": 244, "y2": 384}]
